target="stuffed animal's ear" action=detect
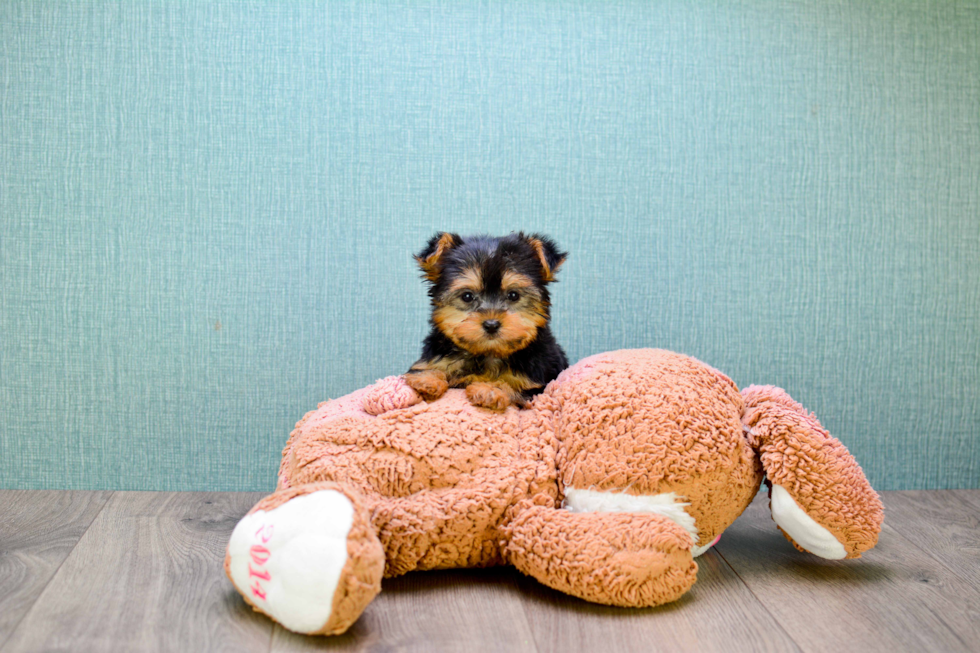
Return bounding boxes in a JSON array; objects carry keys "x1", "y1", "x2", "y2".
[
  {"x1": 522, "y1": 233, "x2": 567, "y2": 283},
  {"x1": 415, "y1": 232, "x2": 462, "y2": 282}
]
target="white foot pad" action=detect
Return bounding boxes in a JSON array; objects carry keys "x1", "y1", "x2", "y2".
[
  {"x1": 770, "y1": 484, "x2": 846, "y2": 560},
  {"x1": 691, "y1": 534, "x2": 722, "y2": 558},
  {"x1": 227, "y1": 490, "x2": 354, "y2": 633}
]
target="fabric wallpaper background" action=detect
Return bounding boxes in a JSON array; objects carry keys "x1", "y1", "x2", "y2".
[{"x1": 1, "y1": 1, "x2": 977, "y2": 490}]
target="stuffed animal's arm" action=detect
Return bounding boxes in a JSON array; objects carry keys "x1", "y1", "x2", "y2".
[
  {"x1": 361, "y1": 376, "x2": 424, "y2": 415},
  {"x1": 368, "y1": 467, "x2": 521, "y2": 576},
  {"x1": 503, "y1": 503, "x2": 698, "y2": 608}
]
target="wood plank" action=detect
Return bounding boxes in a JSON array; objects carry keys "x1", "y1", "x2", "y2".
[
  {"x1": 514, "y1": 547, "x2": 801, "y2": 653},
  {"x1": 0, "y1": 490, "x2": 112, "y2": 649},
  {"x1": 1, "y1": 491, "x2": 271, "y2": 653},
  {"x1": 271, "y1": 568, "x2": 539, "y2": 653},
  {"x1": 882, "y1": 491, "x2": 980, "y2": 592},
  {"x1": 5, "y1": 489, "x2": 976, "y2": 652},
  {"x1": 949, "y1": 489, "x2": 980, "y2": 511},
  {"x1": 716, "y1": 492, "x2": 980, "y2": 653}
]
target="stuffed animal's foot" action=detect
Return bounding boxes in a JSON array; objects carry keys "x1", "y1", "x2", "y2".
[
  {"x1": 362, "y1": 376, "x2": 424, "y2": 415},
  {"x1": 769, "y1": 484, "x2": 847, "y2": 559},
  {"x1": 691, "y1": 533, "x2": 722, "y2": 557},
  {"x1": 742, "y1": 385, "x2": 883, "y2": 559},
  {"x1": 403, "y1": 369, "x2": 449, "y2": 401},
  {"x1": 225, "y1": 484, "x2": 384, "y2": 635}
]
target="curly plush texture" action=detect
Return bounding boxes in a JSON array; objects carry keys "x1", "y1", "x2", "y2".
[
  {"x1": 227, "y1": 348, "x2": 883, "y2": 635},
  {"x1": 225, "y1": 481, "x2": 386, "y2": 635},
  {"x1": 280, "y1": 389, "x2": 557, "y2": 576},
  {"x1": 505, "y1": 505, "x2": 698, "y2": 607},
  {"x1": 547, "y1": 350, "x2": 762, "y2": 548},
  {"x1": 362, "y1": 376, "x2": 423, "y2": 416},
  {"x1": 741, "y1": 385, "x2": 884, "y2": 558}
]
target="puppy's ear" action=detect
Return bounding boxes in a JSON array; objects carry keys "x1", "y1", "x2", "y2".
[
  {"x1": 415, "y1": 232, "x2": 462, "y2": 282},
  {"x1": 521, "y1": 233, "x2": 567, "y2": 283}
]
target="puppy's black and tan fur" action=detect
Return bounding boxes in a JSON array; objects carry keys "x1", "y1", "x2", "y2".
[{"x1": 405, "y1": 232, "x2": 569, "y2": 411}]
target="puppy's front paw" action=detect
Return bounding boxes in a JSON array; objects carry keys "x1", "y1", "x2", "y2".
[
  {"x1": 465, "y1": 382, "x2": 512, "y2": 411},
  {"x1": 403, "y1": 369, "x2": 448, "y2": 401}
]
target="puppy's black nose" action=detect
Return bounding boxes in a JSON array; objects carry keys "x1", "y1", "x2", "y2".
[{"x1": 482, "y1": 319, "x2": 501, "y2": 334}]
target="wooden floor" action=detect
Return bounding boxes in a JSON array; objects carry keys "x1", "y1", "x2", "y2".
[{"x1": 1, "y1": 491, "x2": 978, "y2": 653}]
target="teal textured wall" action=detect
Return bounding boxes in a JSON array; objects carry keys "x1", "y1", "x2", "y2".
[{"x1": 1, "y1": 1, "x2": 978, "y2": 491}]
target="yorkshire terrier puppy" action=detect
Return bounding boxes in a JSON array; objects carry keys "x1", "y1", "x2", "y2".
[{"x1": 404, "y1": 232, "x2": 569, "y2": 411}]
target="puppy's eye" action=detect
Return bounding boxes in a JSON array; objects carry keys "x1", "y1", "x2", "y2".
[
  {"x1": 461, "y1": 292, "x2": 475, "y2": 303},
  {"x1": 507, "y1": 291, "x2": 520, "y2": 302}
]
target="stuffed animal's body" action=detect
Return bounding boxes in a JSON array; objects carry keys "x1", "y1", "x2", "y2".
[{"x1": 225, "y1": 349, "x2": 883, "y2": 635}]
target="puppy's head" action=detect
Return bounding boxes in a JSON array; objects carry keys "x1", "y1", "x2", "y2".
[{"x1": 415, "y1": 232, "x2": 566, "y2": 357}]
